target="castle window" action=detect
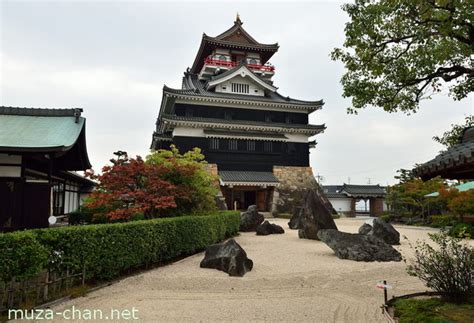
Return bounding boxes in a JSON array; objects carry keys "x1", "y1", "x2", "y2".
[
  {"x1": 248, "y1": 58, "x2": 258, "y2": 65},
  {"x1": 209, "y1": 138, "x2": 220, "y2": 150},
  {"x1": 264, "y1": 141, "x2": 273, "y2": 153},
  {"x1": 231, "y1": 83, "x2": 249, "y2": 94},
  {"x1": 246, "y1": 140, "x2": 255, "y2": 151},
  {"x1": 218, "y1": 55, "x2": 227, "y2": 61},
  {"x1": 185, "y1": 108, "x2": 193, "y2": 117},
  {"x1": 228, "y1": 139, "x2": 238, "y2": 150}
]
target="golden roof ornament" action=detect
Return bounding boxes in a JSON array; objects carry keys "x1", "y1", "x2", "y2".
[{"x1": 235, "y1": 12, "x2": 242, "y2": 24}]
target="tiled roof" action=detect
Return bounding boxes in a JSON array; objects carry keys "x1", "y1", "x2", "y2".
[
  {"x1": 162, "y1": 72, "x2": 323, "y2": 109},
  {"x1": 0, "y1": 106, "x2": 92, "y2": 170},
  {"x1": 414, "y1": 126, "x2": 474, "y2": 180},
  {"x1": 160, "y1": 114, "x2": 325, "y2": 134},
  {"x1": 219, "y1": 170, "x2": 279, "y2": 186},
  {"x1": 0, "y1": 106, "x2": 85, "y2": 151},
  {"x1": 322, "y1": 185, "x2": 346, "y2": 198},
  {"x1": 340, "y1": 184, "x2": 386, "y2": 197},
  {"x1": 204, "y1": 129, "x2": 288, "y2": 141}
]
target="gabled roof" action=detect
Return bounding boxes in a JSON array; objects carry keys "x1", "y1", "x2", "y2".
[
  {"x1": 340, "y1": 184, "x2": 386, "y2": 198},
  {"x1": 161, "y1": 72, "x2": 323, "y2": 112},
  {"x1": 219, "y1": 170, "x2": 279, "y2": 186},
  {"x1": 159, "y1": 114, "x2": 325, "y2": 135},
  {"x1": 214, "y1": 16, "x2": 259, "y2": 44},
  {"x1": 322, "y1": 185, "x2": 346, "y2": 198},
  {"x1": 0, "y1": 106, "x2": 92, "y2": 170},
  {"x1": 414, "y1": 126, "x2": 474, "y2": 180},
  {"x1": 190, "y1": 18, "x2": 279, "y2": 74},
  {"x1": 206, "y1": 64, "x2": 277, "y2": 92},
  {"x1": 323, "y1": 184, "x2": 386, "y2": 198}
]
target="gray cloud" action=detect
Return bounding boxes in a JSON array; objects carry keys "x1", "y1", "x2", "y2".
[{"x1": 2, "y1": 1, "x2": 472, "y2": 185}]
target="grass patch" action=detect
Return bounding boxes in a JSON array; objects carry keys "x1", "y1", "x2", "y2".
[{"x1": 394, "y1": 298, "x2": 474, "y2": 323}]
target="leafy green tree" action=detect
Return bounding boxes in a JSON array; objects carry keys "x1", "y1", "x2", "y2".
[
  {"x1": 433, "y1": 115, "x2": 474, "y2": 148},
  {"x1": 146, "y1": 145, "x2": 218, "y2": 215},
  {"x1": 332, "y1": 0, "x2": 473, "y2": 114},
  {"x1": 387, "y1": 177, "x2": 447, "y2": 218}
]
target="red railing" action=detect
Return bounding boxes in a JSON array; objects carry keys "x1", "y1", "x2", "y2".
[{"x1": 204, "y1": 58, "x2": 275, "y2": 72}]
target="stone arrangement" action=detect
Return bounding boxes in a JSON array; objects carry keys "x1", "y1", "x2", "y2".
[
  {"x1": 240, "y1": 205, "x2": 265, "y2": 232},
  {"x1": 317, "y1": 229, "x2": 402, "y2": 262},
  {"x1": 358, "y1": 218, "x2": 400, "y2": 245},
  {"x1": 256, "y1": 221, "x2": 285, "y2": 235},
  {"x1": 288, "y1": 207, "x2": 303, "y2": 230},
  {"x1": 295, "y1": 190, "x2": 338, "y2": 240},
  {"x1": 200, "y1": 239, "x2": 253, "y2": 277}
]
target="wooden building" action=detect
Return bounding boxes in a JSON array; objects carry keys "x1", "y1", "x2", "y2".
[
  {"x1": 414, "y1": 126, "x2": 474, "y2": 180},
  {"x1": 323, "y1": 184, "x2": 387, "y2": 217},
  {"x1": 0, "y1": 107, "x2": 94, "y2": 231},
  {"x1": 151, "y1": 16, "x2": 326, "y2": 212}
]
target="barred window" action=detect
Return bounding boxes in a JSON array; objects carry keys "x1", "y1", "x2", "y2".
[
  {"x1": 264, "y1": 141, "x2": 273, "y2": 152},
  {"x1": 228, "y1": 139, "x2": 238, "y2": 150},
  {"x1": 209, "y1": 138, "x2": 220, "y2": 150},
  {"x1": 246, "y1": 140, "x2": 255, "y2": 151},
  {"x1": 231, "y1": 83, "x2": 249, "y2": 94}
]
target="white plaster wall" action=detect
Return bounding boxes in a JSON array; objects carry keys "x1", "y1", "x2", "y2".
[
  {"x1": 215, "y1": 75, "x2": 265, "y2": 96},
  {"x1": 0, "y1": 154, "x2": 21, "y2": 177},
  {"x1": 329, "y1": 198, "x2": 352, "y2": 213},
  {"x1": 285, "y1": 133, "x2": 309, "y2": 143},
  {"x1": 172, "y1": 127, "x2": 205, "y2": 137}
]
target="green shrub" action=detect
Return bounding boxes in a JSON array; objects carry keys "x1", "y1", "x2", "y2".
[
  {"x1": 380, "y1": 212, "x2": 391, "y2": 222},
  {"x1": 449, "y1": 223, "x2": 473, "y2": 239},
  {"x1": 0, "y1": 211, "x2": 240, "y2": 283},
  {"x1": 407, "y1": 232, "x2": 474, "y2": 302},
  {"x1": 332, "y1": 213, "x2": 341, "y2": 219},
  {"x1": 0, "y1": 231, "x2": 48, "y2": 282},
  {"x1": 429, "y1": 214, "x2": 457, "y2": 228}
]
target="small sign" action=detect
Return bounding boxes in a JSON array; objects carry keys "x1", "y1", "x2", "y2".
[
  {"x1": 48, "y1": 216, "x2": 57, "y2": 225},
  {"x1": 376, "y1": 282, "x2": 392, "y2": 289}
]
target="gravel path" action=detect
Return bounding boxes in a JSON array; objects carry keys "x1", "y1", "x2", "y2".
[{"x1": 47, "y1": 218, "x2": 440, "y2": 322}]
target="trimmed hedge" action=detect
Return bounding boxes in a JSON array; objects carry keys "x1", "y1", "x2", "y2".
[{"x1": 0, "y1": 211, "x2": 240, "y2": 282}]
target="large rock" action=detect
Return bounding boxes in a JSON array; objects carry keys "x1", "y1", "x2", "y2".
[
  {"x1": 317, "y1": 229, "x2": 402, "y2": 262},
  {"x1": 358, "y1": 219, "x2": 400, "y2": 245},
  {"x1": 200, "y1": 239, "x2": 253, "y2": 277},
  {"x1": 288, "y1": 207, "x2": 303, "y2": 230},
  {"x1": 256, "y1": 221, "x2": 285, "y2": 235},
  {"x1": 240, "y1": 205, "x2": 264, "y2": 232},
  {"x1": 297, "y1": 190, "x2": 338, "y2": 240},
  {"x1": 358, "y1": 223, "x2": 373, "y2": 235}
]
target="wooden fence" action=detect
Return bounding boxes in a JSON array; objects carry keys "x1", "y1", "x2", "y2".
[{"x1": 0, "y1": 268, "x2": 85, "y2": 315}]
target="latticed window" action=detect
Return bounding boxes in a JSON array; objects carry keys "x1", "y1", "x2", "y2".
[
  {"x1": 231, "y1": 83, "x2": 250, "y2": 94},
  {"x1": 246, "y1": 140, "x2": 255, "y2": 151},
  {"x1": 228, "y1": 139, "x2": 238, "y2": 150},
  {"x1": 264, "y1": 141, "x2": 273, "y2": 152},
  {"x1": 209, "y1": 138, "x2": 220, "y2": 150}
]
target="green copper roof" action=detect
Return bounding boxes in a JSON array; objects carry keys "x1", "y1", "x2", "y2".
[
  {"x1": 0, "y1": 107, "x2": 86, "y2": 152},
  {"x1": 425, "y1": 181, "x2": 474, "y2": 197}
]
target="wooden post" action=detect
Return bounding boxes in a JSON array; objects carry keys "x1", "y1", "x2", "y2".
[
  {"x1": 7, "y1": 277, "x2": 15, "y2": 309},
  {"x1": 383, "y1": 280, "x2": 388, "y2": 305},
  {"x1": 82, "y1": 265, "x2": 86, "y2": 286},
  {"x1": 43, "y1": 271, "x2": 49, "y2": 301}
]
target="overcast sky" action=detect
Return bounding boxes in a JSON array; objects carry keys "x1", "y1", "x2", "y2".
[{"x1": 1, "y1": 1, "x2": 472, "y2": 186}]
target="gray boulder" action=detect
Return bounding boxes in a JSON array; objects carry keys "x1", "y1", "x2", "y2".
[
  {"x1": 297, "y1": 190, "x2": 338, "y2": 240},
  {"x1": 200, "y1": 239, "x2": 253, "y2": 277},
  {"x1": 317, "y1": 229, "x2": 402, "y2": 262},
  {"x1": 358, "y1": 219, "x2": 400, "y2": 245},
  {"x1": 240, "y1": 205, "x2": 264, "y2": 232},
  {"x1": 358, "y1": 223, "x2": 373, "y2": 235},
  {"x1": 288, "y1": 207, "x2": 303, "y2": 230},
  {"x1": 256, "y1": 221, "x2": 285, "y2": 235}
]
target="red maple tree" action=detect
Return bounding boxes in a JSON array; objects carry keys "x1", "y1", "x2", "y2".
[{"x1": 85, "y1": 151, "x2": 191, "y2": 221}]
